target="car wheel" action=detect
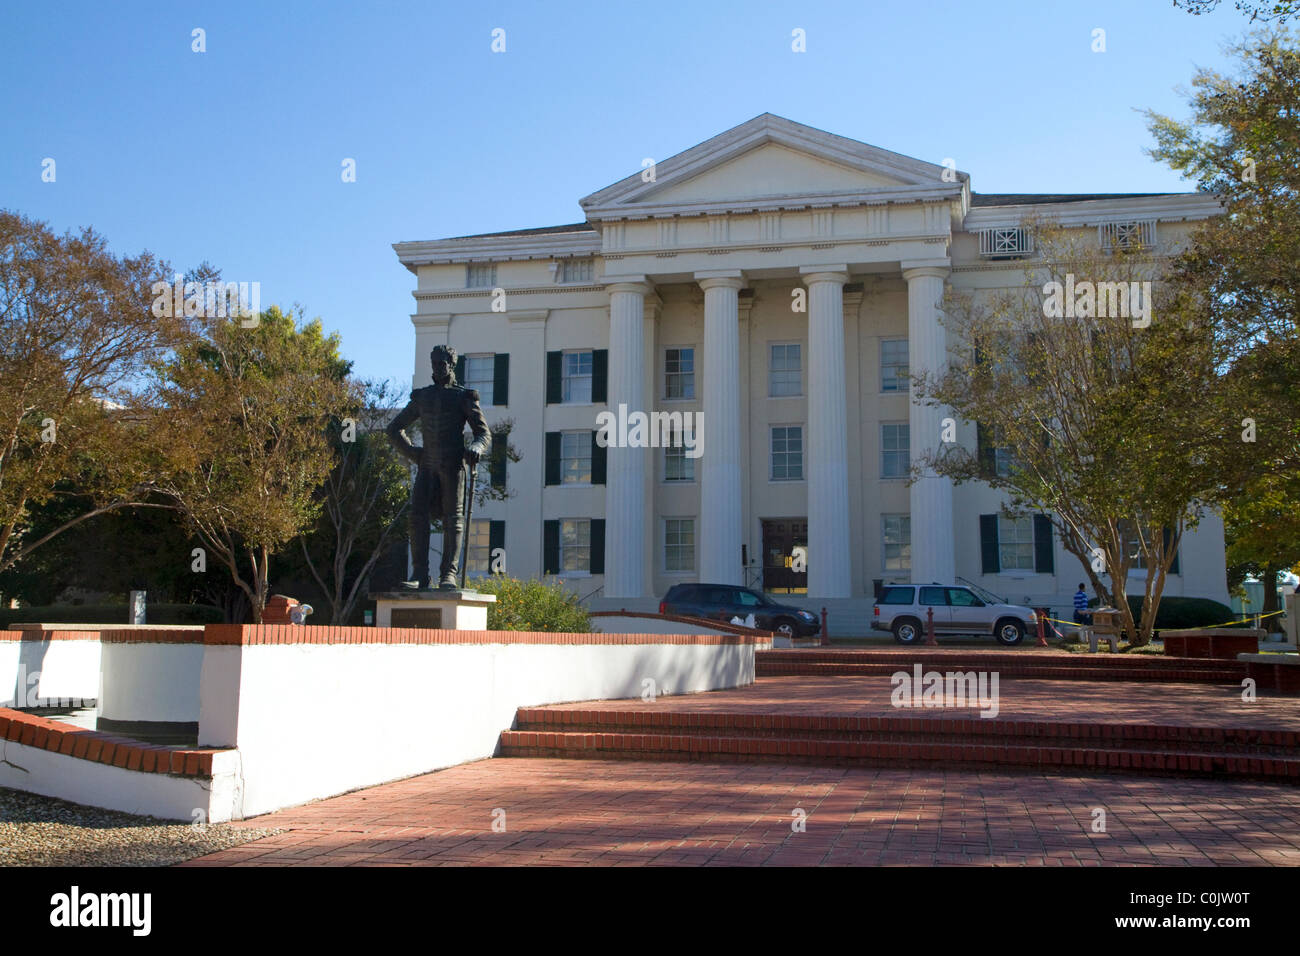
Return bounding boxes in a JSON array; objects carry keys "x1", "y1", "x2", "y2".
[
  {"x1": 893, "y1": 618, "x2": 923, "y2": 644},
  {"x1": 774, "y1": 618, "x2": 797, "y2": 638},
  {"x1": 995, "y1": 619, "x2": 1025, "y2": 645}
]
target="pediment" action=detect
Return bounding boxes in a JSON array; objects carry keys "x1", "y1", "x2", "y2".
[{"x1": 581, "y1": 113, "x2": 963, "y2": 216}]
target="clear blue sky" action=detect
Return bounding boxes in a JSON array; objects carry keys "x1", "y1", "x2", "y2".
[{"x1": 0, "y1": 0, "x2": 1261, "y2": 385}]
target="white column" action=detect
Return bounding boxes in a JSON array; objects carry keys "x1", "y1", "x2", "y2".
[
  {"x1": 604, "y1": 279, "x2": 652, "y2": 598},
  {"x1": 902, "y1": 260, "x2": 955, "y2": 584},
  {"x1": 697, "y1": 271, "x2": 744, "y2": 585},
  {"x1": 800, "y1": 267, "x2": 852, "y2": 598}
]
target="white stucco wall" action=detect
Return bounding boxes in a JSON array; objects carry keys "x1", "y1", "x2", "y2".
[
  {"x1": 97, "y1": 642, "x2": 204, "y2": 723},
  {"x1": 0, "y1": 636, "x2": 101, "y2": 706}
]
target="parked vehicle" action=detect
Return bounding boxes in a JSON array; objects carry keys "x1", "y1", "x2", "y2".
[
  {"x1": 660, "y1": 583, "x2": 821, "y2": 638},
  {"x1": 872, "y1": 583, "x2": 1037, "y2": 645}
]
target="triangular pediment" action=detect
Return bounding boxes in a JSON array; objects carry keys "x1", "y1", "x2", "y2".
[{"x1": 580, "y1": 113, "x2": 963, "y2": 215}]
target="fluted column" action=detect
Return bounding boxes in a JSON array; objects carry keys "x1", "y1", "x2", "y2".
[
  {"x1": 697, "y1": 271, "x2": 744, "y2": 585},
  {"x1": 902, "y1": 260, "x2": 955, "y2": 584},
  {"x1": 800, "y1": 266, "x2": 852, "y2": 598},
  {"x1": 603, "y1": 278, "x2": 652, "y2": 598}
]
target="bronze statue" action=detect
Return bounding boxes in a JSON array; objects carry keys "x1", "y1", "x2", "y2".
[{"x1": 386, "y1": 345, "x2": 491, "y2": 589}]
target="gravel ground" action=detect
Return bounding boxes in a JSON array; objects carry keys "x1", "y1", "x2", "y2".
[{"x1": 0, "y1": 787, "x2": 282, "y2": 867}]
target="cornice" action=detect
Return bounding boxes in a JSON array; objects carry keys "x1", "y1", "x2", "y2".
[
  {"x1": 583, "y1": 184, "x2": 966, "y2": 223},
  {"x1": 961, "y1": 193, "x2": 1222, "y2": 231}
]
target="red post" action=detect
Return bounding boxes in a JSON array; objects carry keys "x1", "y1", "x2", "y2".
[
  {"x1": 1036, "y1": 607, "x2": 1049, "y2": 647},
  {"x1": 925, "y1": 606, "x2": 938, "y2": 645},
  {"x1": 820, "y1": 607, "x2": 829, "y2": 646}
]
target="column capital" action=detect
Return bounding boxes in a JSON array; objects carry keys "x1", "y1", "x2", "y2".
[
  {"x1": 901, "y1": 258, "x2": 951, "y2": 281},
  {"x1": 412, "y1": 312, "x2": 452, "y2": 332},
  {"x1": 695, "y1": 270, "x2": 745, "y2": 291},
  {"x1": 799, "y1": 264, "x2": 849, "y2": 285},
  {"x1": 603, "y1": 275, "x2": 653, "y2": 296}
]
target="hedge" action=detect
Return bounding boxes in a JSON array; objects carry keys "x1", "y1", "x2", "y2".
[{"x1": 0, "y1": 603, "x2": 224, "y2": 627}]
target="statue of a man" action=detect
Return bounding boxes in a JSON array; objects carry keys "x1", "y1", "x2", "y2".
[{"x1": 386, "y1": 345, "x2": 491, "y2": 589}]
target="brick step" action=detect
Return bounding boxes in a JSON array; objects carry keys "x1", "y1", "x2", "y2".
[
  {"x1": 768, "y1": 650, "x2": 1240, "y2": 670},
  {"x1": 498, "y1": 730, "x2": 1300, "y2": 781},
  {"x1": 514, "y1": 709, "x2": 1300, "y2": 755},
  {"x1": 756, "y1": 661, "x2": 1244, "y2": 683}
]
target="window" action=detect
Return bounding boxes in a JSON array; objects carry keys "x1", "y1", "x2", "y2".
[
  {"x1": 734, "y1": 589, "x2": 763, "y2": 607},
  {"x1": 882, "y1": 514, "x2": 911, "y2": 572},
  {"x1": 664, "y1": 427, "x2": 696, "y2": 482},
  {"x1": 877, "y1": 586, "x2": 915, "y2": 605},
  {"x1": 467, "y1": 263, "x2": 497, "y2": 288},
  {"x1": 665, "y1": 347, "x2": 695, "y2": 400},
  {"x1": 463, "y1": 355, "x2": 495, "y2": 406},
  {"x1": 998, "y1": 516, "x2": 1036, "y2": 571},
  {"x1": 977, "y1": 423, "x2": 1018, "y2": 478},
  {"x1": 562, "y1": 351, "x2": 593, "y2": 403},
  {"x1": 665, "y1": 519, "x2": 695, "y2": 572},
  {"x1": 947, "y1": 587, "x2": 982, "y2": 607},
  {"x1": 771, "y1": 426, "x2": 803, "y2": 481},
  {"x1": 769, "y1": 343, "x2": 801, "y2": 396},
  {"x1": 919, "y1": 586, "x2": 946, "y2": 606},
  {"x1": 561, "y1": 431, "x2": 592, "y2": 484},
  {"x1": 881, "y1": 423, "x2": 910, "y2": 478},
  {"x1": 558, "y1": 258, "x2": 593, "y2": 283},
  {"x1": 880, "y1": 339, "x2": 909, "y2": 393},
  {"x1": 465, "y1": 520, "x2": 492, "y2": 575},
  {"x1": 1123, "y1": 526, "x2": 1181, "y2": 573},
  {"x1": 560, "y1": 519, "x2": 590, "y2": 572},
  {"x1": 1099, "y1": 220, "x2": 1156, "y2": 252},
  {"x1": 978, "y1": 227, "x2": 1034, "y2": 259}
]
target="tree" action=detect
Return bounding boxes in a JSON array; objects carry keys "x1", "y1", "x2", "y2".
[
  {"x1": 152, "y1": 305, "x2": 353, "y2": 623},
  {"x1": 1173, "y1": 0, "x2": 1298, "y2": 23},
  {"x1": 0, "y1": 211, "x2": 179, "y2": 576},
  {"x1": 1224, "y1": 470, "x2": 1300, "y2": 629},
  {"x1": 917, "y1": 221, "x2": 1239, "y2": 646}
]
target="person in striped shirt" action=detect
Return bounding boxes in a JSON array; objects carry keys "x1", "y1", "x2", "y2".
[{"x1": 1073, "y1": 584, "x2": 1092, "y2": 626}]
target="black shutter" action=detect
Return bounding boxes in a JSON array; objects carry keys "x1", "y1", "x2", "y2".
[
  {"x1": 489, "y1": 520, "x2": 505, "y2": 572},
  {"x1": 546, "y1": 351, "x2": 562, "y2": 404},
  {"x1": 544, "y1": 432, "x2": 561, "y2": 485},
  {"x1": 454, "y1": 354, "x2": 466, "y2": 384},
  {"x1": 489, "y1": 431, "x2": 507, "y2": 490},
  {"x1": 492, "y1": 353, "x2": 509, "y2": 406},
  {"x1": 1033, "y1": 514, "x2": 1055, "y2": 574},
  {"x1": 590, "y1": 519, "x2": 605, "y2": 574},
  {"x1": 543, "y1": 520, "x2": 560, "y2": 575},
  {"x1": 592, "y1": 349, "x2": 608, "y2": 404},
  {"x1": 1164, "y1": 526, "x2": 1181, "y2": 574},
  {"x1": 980, "y1": 514, "x2": 1000, "y2": 574},
  {"x1": 590, "y1": 432, "x2": 606, "y2": 485},
  {"x1": 976, "y1": 423, "x2": 995, "y2": 478}
]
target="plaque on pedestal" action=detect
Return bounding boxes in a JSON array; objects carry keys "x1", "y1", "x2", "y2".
[{"x1": 368, "y1": 590, "x2": 496, "y2": 630}]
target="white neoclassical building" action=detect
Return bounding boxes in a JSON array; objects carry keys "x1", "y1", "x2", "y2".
[{"x1": 393, "y1": 114, "x2": 1230, "y2": 626}]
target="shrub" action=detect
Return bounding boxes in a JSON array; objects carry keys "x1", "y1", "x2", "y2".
[
  {"x1": 468, "y1": 576, "x2": 591, "y2": 632},
  {"x1": 1088, "y1": 595, "x2": 1236, "y2": 633},
  {"x1": 0, "y1": 603, "x2": 224, "y2": 626}
]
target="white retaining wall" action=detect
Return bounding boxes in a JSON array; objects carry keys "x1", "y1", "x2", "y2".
[
  {"x1": 98, "y1": 642, "x2": 204, "y2": 723},
  {"x1": 0, "y1": 636, "x2": 101, "y2": 707}
]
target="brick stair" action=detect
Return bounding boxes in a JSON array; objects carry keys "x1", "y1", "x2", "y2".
[
  {"x1": 757, "y1": 650, "x2": 1245, "y2": 684},
  {"x1": 499, "y1": 707, "x2": 1300, "y2": 781}
]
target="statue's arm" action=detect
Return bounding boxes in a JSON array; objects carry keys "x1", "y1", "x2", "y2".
[
  {"x1": 386, "y1": 398, "x2": 422, "y2": 464},
  {"x1": 463, "y1": 389, "x2": 491, "y2": 462}
]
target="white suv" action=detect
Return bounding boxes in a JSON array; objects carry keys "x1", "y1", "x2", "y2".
[{"x1": 872, "y1": 583, "x2": 1038, "y2": 645}]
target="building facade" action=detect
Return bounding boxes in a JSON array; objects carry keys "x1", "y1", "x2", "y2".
[{"x1": 393, "y1": 114, "x2": 1230, "y2": 624}]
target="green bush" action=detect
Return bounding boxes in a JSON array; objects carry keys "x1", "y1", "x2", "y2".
[
  {"x1": 0, "y1": 603, "x2": 223, "y2": 627},
  {"x1": 1087, "y1": 595, "x2": 1237, "y2": 633},
  {"x1": 468, "y1": 576, "x2": 591, "y2": 632}
]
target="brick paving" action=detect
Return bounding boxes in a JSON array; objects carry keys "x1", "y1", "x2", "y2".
[{"x1": 181, "y1": 757, "x2": 1300, "y2": 866}]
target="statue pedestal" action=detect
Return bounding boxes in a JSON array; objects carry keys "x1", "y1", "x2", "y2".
[{"x1": 368, "y1": 590, "x2": 496, "y2": 630}]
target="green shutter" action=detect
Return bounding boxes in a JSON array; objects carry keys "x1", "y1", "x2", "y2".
[
  {"x1": 980, "y1": 514, "x2": 1000, "y2": 574},
  {"x1": 543, "y1": 520, "x2": 560, "y2": 575},
  {"x1": 454, "y1": 354, "x2": 466, "y2": 384},
  {"x1": 1033, "y1": 514, "x2": 1054, "y2": 574},
  {"x1": 546, "y1": 351, "x2": 562, "y2": 404},
  {"x1": 1164, "y1": 526, "x2": 1181, "y2": 575},
  {"x1": 591, "y1": 431, "x2": 606, "y2": 485},
  {"x1": 493, "y1": 353, "x2": 509, "y2": 406},
  {"x1": 592, "y1": 349, "x2": 608, "y2": 404},
  {"x1": 489, "y1": 520, "x2": 505, "y2": 573},
  {"x1": 489, "y1": 431, "x2": 507, "y2": 490},
  {"x1": 977, "y1": 423, "x2": 996, "y2": 478},
  {"x1": 544, "y1": 432, "x2": 561, "y2": 485},
  {"x1": 590, "y1": 519, "x2": 605, "y2": 575}
]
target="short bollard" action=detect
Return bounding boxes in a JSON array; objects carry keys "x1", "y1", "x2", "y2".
[
  {"x1": 821, "y1": 607, "x2": 829, "y2": 646},
  {"x1": 925, "y1": 606, "x2": 938, "y2": 646},
  {"x1": 1036, "y1": 607, "x2": 1050, "y2": 647}
]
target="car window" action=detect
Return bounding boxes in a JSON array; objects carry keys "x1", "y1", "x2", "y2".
[
  {"x1": 947, "y1": 588, "x2": 981, "y2": 607},
  {"x1": 735, "y1": 590, "x2": 762, "y2": 607},
  {"x1": 705, "y1": 588, "x2": 732, "y2": 604},
  {"x1": 878, "y1": 586, "x2": 914, "y2": 605},
  {"x1": 919, "y1": 586, "x2": 947, "y2": 606}
]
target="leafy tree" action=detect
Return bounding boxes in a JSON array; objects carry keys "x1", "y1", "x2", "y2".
[
  {"x1": 470, "y1": 576, "x2": 590, "y2": 632},
  {"x1": 152, "y1": 305, "x2": 353, "y2": 622},
  {"x1": 1224, "y1": 470, "x2": 1300, "y2": 629},
  {"x1": 917, "y1": 221, "x2": 1239, "y2": 646},
  {"x1": 0, "y1": 211, "x2": 179, "y2": 576},
  {"x1": 1173, "y1": 0, "x2": 1297, "y2": 23}
]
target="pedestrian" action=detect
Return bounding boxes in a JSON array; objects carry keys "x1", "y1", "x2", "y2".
[{"x1": 1073, "y1": 583, "x2": 1092, "y2": 627}]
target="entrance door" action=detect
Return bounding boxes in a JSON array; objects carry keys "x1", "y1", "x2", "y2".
[{"x1": 761, "y1": 518, "x2": 808, "y2": 594}]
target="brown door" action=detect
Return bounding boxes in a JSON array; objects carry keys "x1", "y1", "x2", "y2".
[{"x1": 761, "y1": 518, "x2": 808, "y2": 594}]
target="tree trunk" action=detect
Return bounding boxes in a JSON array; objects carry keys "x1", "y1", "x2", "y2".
[{"x1": 1262, "y1": 563, "x2": 1283, "y2": 633}]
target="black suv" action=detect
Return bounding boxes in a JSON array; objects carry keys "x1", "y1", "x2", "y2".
[{"x1": 660, "y1": 583, "x2": 820, "y2": 638}]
